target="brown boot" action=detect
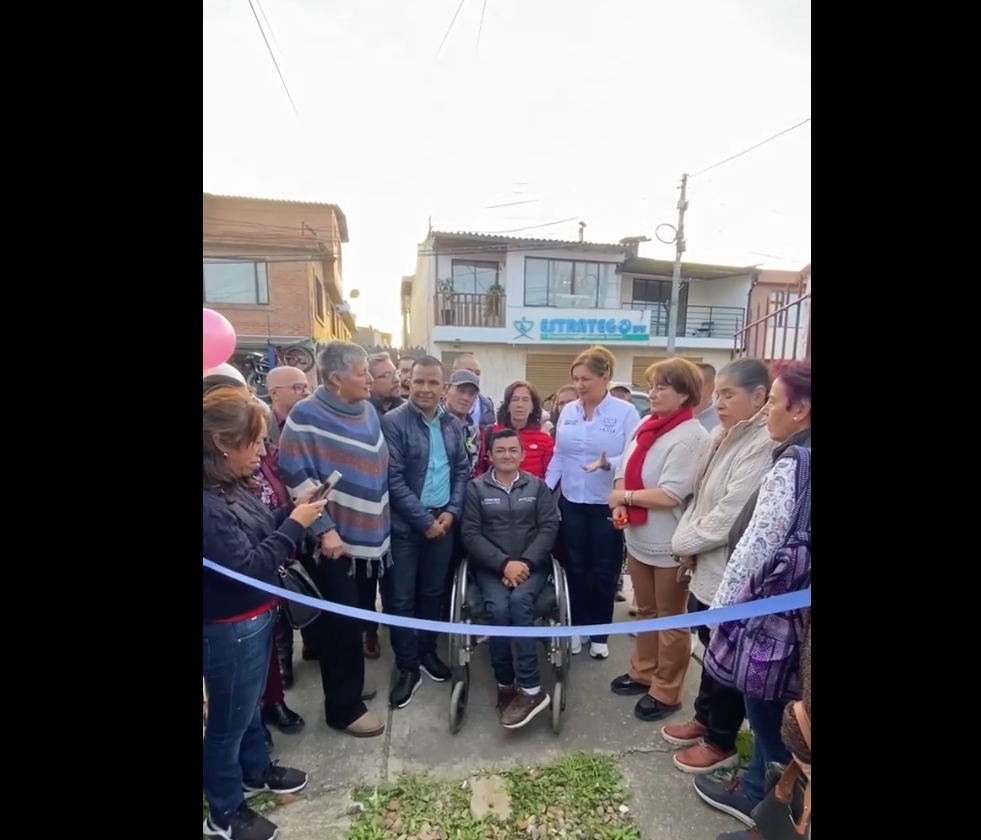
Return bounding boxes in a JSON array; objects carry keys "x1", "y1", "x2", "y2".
[
  {"x1": 345, "y1": 711, "x2": 386, "y2": 738},
  {"x1": 496, "y1": 685, "x2": 518, "y2": 717},
  {"x1": 672, "y1": 740, "x2": 739, "y2": 775}
]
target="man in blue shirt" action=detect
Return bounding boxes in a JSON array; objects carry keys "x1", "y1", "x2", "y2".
[{"x1": 381, "y1": 357, "x2": 471, "y2": 709}]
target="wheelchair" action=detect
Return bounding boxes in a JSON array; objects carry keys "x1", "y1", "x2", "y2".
[{"x1": 447, "y1": 555, "x2": 572, "y2": 734}]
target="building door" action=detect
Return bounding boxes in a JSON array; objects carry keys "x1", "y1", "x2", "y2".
[
  {"x1": 631, "y1": 355, "x2": 703, "y2": 386},
  {"x1": 525, "y1": 353, "x2": 578, "y2": 403}
]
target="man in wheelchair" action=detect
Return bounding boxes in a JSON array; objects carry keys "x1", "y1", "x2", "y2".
[{"x1": 461, "y1": 429, "x2": 560, "y2": 729}]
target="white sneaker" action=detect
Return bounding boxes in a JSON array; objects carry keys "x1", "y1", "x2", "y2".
[
  {"x1": 589, "y1": 642, "x2": 610, "y2": 659},
  {"x1": 570, "y1": 635, "x2": 582, "y2": 655}
]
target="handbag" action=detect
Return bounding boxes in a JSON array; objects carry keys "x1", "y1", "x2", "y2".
[
  {"x1": 276, "y1": 560, "x2": 323, "y2": 630},
  {"x1": 752, "y1": 701, "x2": 811, "y2": 838},
  {"x1": 704, "y1": 447, "x2": 811, "y2": 701}
]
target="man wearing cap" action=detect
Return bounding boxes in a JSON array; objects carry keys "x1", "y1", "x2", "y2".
[
  {"x1": 444, "y1": 369, "x2": 482, "y2": 476},
  {"x1": 452, "y1": 354, "x2": 496, "y2": 429}
]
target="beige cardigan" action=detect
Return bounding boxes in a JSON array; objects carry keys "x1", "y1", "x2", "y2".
[{"x1": 671, "y1": 411, "x2": 774, "y2": 605}]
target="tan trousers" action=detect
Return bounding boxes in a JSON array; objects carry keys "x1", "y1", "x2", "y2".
[{"x1": 627, "y1": 555, "x2": 691, "y2": 706}]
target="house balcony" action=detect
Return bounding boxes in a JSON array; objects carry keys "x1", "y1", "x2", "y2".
[
  {"x1": 625, "y1": 303, "x2": 745, "y2": 339},
  {"x1": 433, "y1": 292, "x2": 506, "y2": 328}
]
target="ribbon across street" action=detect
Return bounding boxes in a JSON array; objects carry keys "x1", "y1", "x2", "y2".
[{"x1": 203, "y1": 558, "x2": 811, "y2": 638}]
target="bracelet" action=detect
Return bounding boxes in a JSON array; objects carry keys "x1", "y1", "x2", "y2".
[{"x1": 624, "y1": 490, "x2": 634, "y2": 506}]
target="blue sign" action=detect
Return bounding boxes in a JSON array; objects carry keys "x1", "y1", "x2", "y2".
[{"x1": 539, "y1": 317, "x2": 649, "y2": 342}]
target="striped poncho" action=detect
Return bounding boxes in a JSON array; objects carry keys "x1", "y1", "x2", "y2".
[{"x1": 278, "y1": 386, "x2": 391, "y2": 564}]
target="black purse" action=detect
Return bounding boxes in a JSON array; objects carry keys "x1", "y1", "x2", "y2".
[
  {"x1": 276, "y1": 561, "x2": 323, "y2": 630},
  {"x1": 752, "y1": 702, "x2": 811, "y2": 839}
]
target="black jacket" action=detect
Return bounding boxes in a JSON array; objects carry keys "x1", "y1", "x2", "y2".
[
  {"x1": 369, "y1": 394, "x2": 403, "y2": 418},
  {"x1": 381, "y1": 400, "x2": 470, "y2": 538},
  {"x1": 461, "y1": 471, "x2": 559, "y2": 575}
]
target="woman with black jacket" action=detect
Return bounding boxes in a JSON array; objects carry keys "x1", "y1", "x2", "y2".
[{"x1": 202, "y1": 387, "x2": 325, "y2": 840}]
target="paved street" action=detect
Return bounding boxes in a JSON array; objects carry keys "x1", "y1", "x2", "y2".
[{"x1": 265, "y1": 597, "x2": 742, "y2": 840}]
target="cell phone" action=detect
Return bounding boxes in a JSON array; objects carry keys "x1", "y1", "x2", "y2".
[{"x1": 311, "y1": 470, "x2": 342, "y2": 501}]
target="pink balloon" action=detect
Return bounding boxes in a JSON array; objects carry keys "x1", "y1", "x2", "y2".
[{"x1": 203, "y1": 308, "x2": 237, "y2": 369}]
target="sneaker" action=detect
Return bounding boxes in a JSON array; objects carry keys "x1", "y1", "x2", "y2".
[
  {"x1": 344, "y1": 711, "x2": 386, "y2": 738},
  {"x1": 243, "y1": 762, "x2": 309, "y2": 796},
  {"x1": 589, "y1": 642, "x2": 609, "y2": 659},
  {"x1": 610, "y1": 674, "x2": 649, "y2": 696},
  {"x1": 500, "y1": 691, "x2": 551, "y2": 730},
  {"x1": 661, "y1": 718, "x2": 709, "y2": 747},
  {"x1": 673, "y1": 740, "x2": 739, "y2": 775},
  {"x1": 261, "y1": 701, "x2": 305, "y2": 734},
  {"x1": 570, "y1": 636, "x2": 583, "y2": 655},
  {"x1": 204, "y1": 802, "x2": 279, "y2": 840},
  {"x1": 390, "y1": 670, "x2": 422, "y2": 708},
  {"x1": 693, "y1": 775, "x2": 756, "y2": 827},
  {"x1": 420, "y1": 652, "x2": 451, "y2": 682},
  {"x1": 634, "y1": 694, "x2": 681, "y2": 722},
  {"x1": 496, "y1": 685, "x2": 518, "y2": 716}
]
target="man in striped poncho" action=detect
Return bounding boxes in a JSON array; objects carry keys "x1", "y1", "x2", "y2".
[{"x1": 278, "y1": 341, "x2": 390, "y2": 739}]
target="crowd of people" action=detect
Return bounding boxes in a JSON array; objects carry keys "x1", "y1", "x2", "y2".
[{"x1": 203, "y1": 342, "x2": 811, "y2": 840}]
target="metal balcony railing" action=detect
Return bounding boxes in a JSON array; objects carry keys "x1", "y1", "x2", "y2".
[
  {"x1": 433, "y1": 292, "x2": 506, "y2": 328},
  {"x1": 625, "y1": 303, "x2": 745, "y2": 338},
  {"x1": 733, "y1": 284, "x2": 811, "y2": 361}
]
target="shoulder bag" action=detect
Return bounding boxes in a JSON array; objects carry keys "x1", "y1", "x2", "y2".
[{"x1": 752, "y1": 701, "x2": 812, "y2": 838}]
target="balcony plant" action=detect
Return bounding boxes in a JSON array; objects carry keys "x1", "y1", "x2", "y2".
[
  {"x1": 486, "y1": 280, "x2": 505, "y2": 318},
  {"x1": 437, "y1": 277, "x2": 456, "y2": 325}
]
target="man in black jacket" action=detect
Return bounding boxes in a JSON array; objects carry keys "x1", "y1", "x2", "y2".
[
  {"x1": 381, "y1": 356, "x2": 471, "y2": 709},
  {"x1": 461, "y1": 428, "x2": 559, "y2": 730}
]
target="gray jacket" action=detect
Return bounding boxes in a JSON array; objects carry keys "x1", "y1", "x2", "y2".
[{"x1": 461, "y1": 471, "x2": 559, "y2": 575}]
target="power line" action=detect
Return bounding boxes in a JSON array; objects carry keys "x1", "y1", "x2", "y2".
[
  {"x1": 245, "y1": 0, "x2": 299, "y2": 116},
  {"x1": 476, "y1": 0, "x2": 489, "y2": 55},
  {"x1": 254, "y1": 0, "x2": 285, "y2": 59},
  {"x1": 689, "y1": 117, "x2": 811, "y2": 179},
  {"x1": 435, "y1": 0, "x2": 468, "y2": 59}
]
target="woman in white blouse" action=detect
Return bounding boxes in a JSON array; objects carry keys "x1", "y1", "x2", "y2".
[
  {"x1": 545, "y1": 346, "x2": 641, "y2": 660},
  {"x1": 607, "y1": 358, "x2": 709, "y2": 722}
]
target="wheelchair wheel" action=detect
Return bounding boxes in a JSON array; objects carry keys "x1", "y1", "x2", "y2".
[
  {"x1": 551, "y1": 680, "x2": 563, "y2": 734},
  {"x1": 449, "y1": 664, "x2": 469, "y2": 734}
]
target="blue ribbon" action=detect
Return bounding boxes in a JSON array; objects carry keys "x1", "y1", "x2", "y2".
[{"x1": 204, "y1": 558, "x2": 811, "y2": 638}]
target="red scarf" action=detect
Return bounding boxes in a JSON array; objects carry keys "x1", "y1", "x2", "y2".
[{"x1": 623, "y1": 408, "x2": 693, "y2": 525}]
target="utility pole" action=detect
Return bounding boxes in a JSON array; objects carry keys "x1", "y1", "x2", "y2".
[{"x1": 666, "y1": 174, "x2": 689, "y2": 355}]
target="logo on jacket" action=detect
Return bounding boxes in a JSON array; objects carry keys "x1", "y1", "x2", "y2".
[
  {"x1": 482, "y1": 498, "x2": 502, "y2": 505},
  {"x1": 603, "y1": 417, "x2": 617, "y2": 427}
]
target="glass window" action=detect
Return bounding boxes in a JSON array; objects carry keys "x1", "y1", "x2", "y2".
[
  {"x1": 572, "y1": 263, "x2": 598, "y2": 309},
  {"x1": 451, "y1": 260, "x2": 499, "y2": 295},
  {"x1": 524, "y1": 258, "x2": 550, "y2": 306},
  {"x1": 598, "y1": 263, "x2": 621, "y2": 308},
  {"x1": 203, "y1": 260, "x2": 269, "y2": 305}
]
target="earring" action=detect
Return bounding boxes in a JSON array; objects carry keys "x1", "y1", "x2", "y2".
[
  {"x1": 793, "y1": 416, "x2": 801, "y2": 421},
  {"x1": 221, "y1": 451, "x2": 228, "y2": 458}
]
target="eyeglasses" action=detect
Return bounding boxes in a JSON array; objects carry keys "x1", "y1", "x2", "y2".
[
  {"x1": 374, "y1": 370, "x2": 398, "y2": 380},
  {"x1": 271, "y1": 383, "x2": 310, "y2": 394}
]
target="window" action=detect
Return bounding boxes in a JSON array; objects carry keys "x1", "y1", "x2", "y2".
[
  {"x1": 523, "y1": 258, "x2": 620, "y2": 308},
  {"x1": 769, "y1": 290, "x2": 799, "y2": 328},
  {"x1": 628, "y1": 277, "x2": 690, "y2": 336},
  {"x1": 203, "y1": 259, "x2": 269, "y2": 305},
  {"x1": 451, "y1": 260, "x2": 500, "y2": 294},
  {"x1": 314, "y1": 274, "x2": 326, "y2": 324}
]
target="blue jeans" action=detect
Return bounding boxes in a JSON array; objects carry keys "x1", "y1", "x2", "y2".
[
  {"x1": 743, "y1": 695, "x2": 793, "y2": 806},
  {"x1": 383, "y1": 530, "x2": 455, "y2": 672},
  {"x1": 476, "y1": 569, "x2": 547, "y2": 689},
  {"x1": 559, "y1": 499, "x2": 623, "y2": 643},
  {"x1": 203, "y1": 607, "x2": 276, "y2": 819}
]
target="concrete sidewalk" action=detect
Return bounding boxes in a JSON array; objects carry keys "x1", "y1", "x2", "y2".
[{"x1": 264, "y1": 600, "x2": 741, "y2": 840}]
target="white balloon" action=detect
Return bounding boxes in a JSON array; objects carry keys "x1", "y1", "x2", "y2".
[{"x1": 204, "y1": 362, "x2": 246, "y2": 384}]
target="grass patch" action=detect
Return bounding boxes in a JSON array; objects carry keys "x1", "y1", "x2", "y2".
[{"x1": 347, "y1": 753, "x2": 641, "y2": 840}]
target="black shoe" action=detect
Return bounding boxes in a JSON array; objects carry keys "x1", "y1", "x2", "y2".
[
  {"x1": 262, "y1": 724, "x2": 274, "y2": 753},
  {"x1": 610, "y1": 674, "x2": 649, "y2": 696},
  {"x1": 243, "y1": 761, "x2": 309, "y2": 797},
  {"x1": 262, "y1": 702, "x2": 305, "y2": 734},
  {"x1": 420, "y1": 652, "x2": 450, "y2": 682},
  {"x1": 389, "y1": 670, "x2": 423, "y2": 709},
  {"x1": 204, "y1": 802, "x2": 279, "y2": 840},
  {"x1": 633, "y1": 694, "x2": 682, "y2": 722}
]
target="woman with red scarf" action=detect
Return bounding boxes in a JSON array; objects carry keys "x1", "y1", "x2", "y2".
[{"x1": 607, "y1": 359, "x2": 709, "y2": 723}]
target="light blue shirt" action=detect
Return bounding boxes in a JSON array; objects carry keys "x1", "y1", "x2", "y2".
[
  {"x1": 545, "y1": 393, "x2": 642, "y2": 504},
  {"x1": 420, "y1": 406, "x2": 451, "y2": 508}
]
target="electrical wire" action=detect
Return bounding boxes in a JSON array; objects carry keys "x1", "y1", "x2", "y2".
[
  {"x1": 688, "y1": 117, "x2": 810, "y2": 179},
  {"x1": 435, "y1": 0, "x2": 468, "y2": 59},
  {"x1": 476, "y1": 0, "x2": 488, "y2": 55},
  {"x1": 245, "y1": 0, "x2": 299, "y2": 116}
]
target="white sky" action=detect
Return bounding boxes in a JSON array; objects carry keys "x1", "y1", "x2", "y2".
[{"x1": 203, "y1": 0, "x2": 811, "y2": 336}]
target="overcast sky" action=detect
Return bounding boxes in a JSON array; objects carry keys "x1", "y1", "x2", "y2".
[{"x1": 204, "y1": 0, "x2": 811, "y2": 335}]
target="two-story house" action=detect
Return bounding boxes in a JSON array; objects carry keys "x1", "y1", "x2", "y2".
[
  {"x1": 203, "y1": 193, "x2": 357, "y2": 370},
  {"x1": 404, "y1": 230, "x2": 758, "y2": 401},
  {"x1": 741, "y1": 267, "x2": 811, "y2": 361}
]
